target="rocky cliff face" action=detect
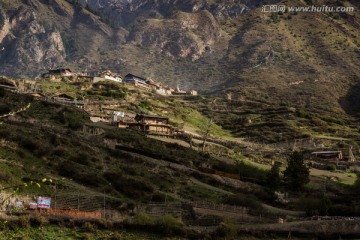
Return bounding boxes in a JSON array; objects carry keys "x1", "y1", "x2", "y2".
[
  {"x1": 128, "y1": 10, "x2": 222, "y2": 60},
  {"x1": 0, "y1": 6, "x2": 66, "y2": 77}
]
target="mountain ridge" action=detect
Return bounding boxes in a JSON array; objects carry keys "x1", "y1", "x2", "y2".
[{"x1": 0, "y1": 0, "x2": 359, "y2": 114}]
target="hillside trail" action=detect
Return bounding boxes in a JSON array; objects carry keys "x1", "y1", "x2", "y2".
[{"x1": 0, "y1": 102, "x2": 32, "y2": 119}]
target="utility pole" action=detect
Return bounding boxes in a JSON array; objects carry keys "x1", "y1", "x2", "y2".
[
  {"x1": 201, "y1": 99, "x2": 217, "y2": 153},
  {"x1": 103, "y1": 190, "x2": 106, "y2": 219},
  {"x1": 54, "y1": 181, "x2": 57, "y2": 210},
  {"x1": 202, "y1": 117, "x2": 213, "y2": 152}
]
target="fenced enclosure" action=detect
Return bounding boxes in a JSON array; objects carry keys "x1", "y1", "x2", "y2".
[
  {"x1": 2, "y1": 190, "x2": 123, "y2": 220},
  {"x1": 52, "y1": 192, "x2": 105, "y2": 212}
]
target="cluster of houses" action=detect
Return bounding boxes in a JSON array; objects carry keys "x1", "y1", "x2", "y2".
[
  {"x1": 307, "y1": 148, "x2": 357, "y2": 170},
  {"x1": 117, "y1": 113, "x2": 177, "y2": 136},
  {"x1": 2, "y1": 83, "x2": 179, "y2": 136},
  {"x1": 42, "y1": 68, "x2": 198, "y2": 96},
  {"x1": 0, "y1": 69, "x2": 179, "y2": 136},
  {"x1": 1, "y1": 68, "x2": 187, "y2": 136}
]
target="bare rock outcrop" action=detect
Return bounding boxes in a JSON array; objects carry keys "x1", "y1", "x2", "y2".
[{"x1": 129, "y1": 10, "x2": 222, "y2": 60}]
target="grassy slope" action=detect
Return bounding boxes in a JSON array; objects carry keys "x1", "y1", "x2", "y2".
[
  {"x1": 0, "y1": 91, "x2": 240, "y2": 207},
  {"x1": 39, "y1": 80, "x2": 231, "y2": 138}
]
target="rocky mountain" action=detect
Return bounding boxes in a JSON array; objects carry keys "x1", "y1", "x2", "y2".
[{"x1": 0, "y1": 0, "x2": 359, "y2": 114}]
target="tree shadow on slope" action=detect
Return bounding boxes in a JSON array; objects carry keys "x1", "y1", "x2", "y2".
[{"x1": 339, "y1": 79, "x2": 360, "y2": 117}]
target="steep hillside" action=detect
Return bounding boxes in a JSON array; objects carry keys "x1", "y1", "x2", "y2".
[{"x1": 2, "y1": 81, "x2": 360, "y2": 238}]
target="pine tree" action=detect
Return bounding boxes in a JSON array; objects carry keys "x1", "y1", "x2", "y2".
[
  {"x1": 266, "y1": 164, "x2": 282, "y2": 191},
  {"x1": 283, "y1": 151, "x2": 309, "y2": 191}
]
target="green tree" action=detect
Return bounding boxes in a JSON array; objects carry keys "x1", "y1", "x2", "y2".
[
  {"x1": 266, "y1": 164, "x2": 282, "y2": 191},
  {"x1": 353, "y1": 173, "x2": 360, "y2": 192},
  {"x1": 0, "y1": 88, "x2": 5, "y2": 98},
  {"x1": 298, "y1": 196, "x2": 332, "y2": 216},
  {"x1": 283, "y1": 151, "x2": 309, "y2": 191}
]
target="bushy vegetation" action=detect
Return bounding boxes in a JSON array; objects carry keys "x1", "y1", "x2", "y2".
[
  {"x1": 297, "y1": 195, "x2": 332, "y2": 216},
  {"x1": 138, "y1": 100, "x2": 152, "y2": 111},
  {"x1": 266, "y1": 164, "x2": 282, "y2": 191},
  {"x1": 105, "y1": 128, "x2": 209, "y2": 166},
  {"x1": 104, "y1": 172, "x2": 155, "y2": 198},
  {"x1": 283, "y1": 152, "x2": 309, "y2": 191},
  {"x1": 212, "y1": 160, "x2": 268, "y2": 182},
  {"x1": 214, "y1": 218, "x2": 238, "y2": 239},
  {"x1": 0, "y1": 87, "x2": 5, "y2": 98},
  {"x1": 222, "y1": 193, "x2": 263, "y2": 211},
  {"x1": 0, "y1": 104, "x2": 10, "y2": 115}
]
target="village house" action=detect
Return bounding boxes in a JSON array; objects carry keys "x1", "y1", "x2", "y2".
[
  {"x1": 189, "y1": 90, "x2": 198, "y2": 96},
  {"x1": 165, "y1": 87, "x2": 175, "y2": 95},
  {"x1": 112, "y1": 111, "x2": 125, "y2": 122},
  {"x1": 89, "y1": 113, "x2": 113, "y2": 123},
  {"x1": 311, "y1": 151, "x2": 343, "y2": 161},
  {"x1": 117, "y1": 114, "x2": 174, "y2": 135},
  {"x1": 46, "y1": 68, "x2": 73, "y2": 77},
  {"x1": 172, "y1": 85, "x2": 187, "y2": 95},
  {"x1": 78, "y1": 71, "x2": 99, "y2": 77},
  {"x1": 171, "y1": 85, "x2": 198, "y2": 96},
  {"x1": 93, "y1": 70, "x2": 122, "y2": 83},
  {"x1": 0, "y1": 78, "x2": 17, "y2": 92},
  {"x1": 135, "y1": 114, "x2": 169, "y2": 125},
  {"x1": 124, "y1": 74, "x2": 150, "y2": 90},
  {"x1": 27, "y1": 92, "x2": 46, "y2": 100},
  {"x1": 115, "y1": 112, "x2": 136, "y2": 127},
  {"x1": 307, "y1": 149, "x2": 357, "y2": 171},
  {"x1": 52, "y1": 93, "x2": 75, "y2": 105},
  {"x1": 156, "y1": 88, "x2": 168, "y2": 95},
  {"x1": 145, "y1": 79, "x2": 161, "y2": 91}
]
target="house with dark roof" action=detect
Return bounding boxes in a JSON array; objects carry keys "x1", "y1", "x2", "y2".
[
  {"x1": 52, "y1": 93, "x2": 75, "y2": 105},
  {"x1": 124, "y1": 74, "x2": 150, "y2": 90},
  {"x1": 48, "y1": 68, "x2": 73, "y2": 77},
  {"x1": 117, "y1": 113, "x2": 174, "y2": 135}
]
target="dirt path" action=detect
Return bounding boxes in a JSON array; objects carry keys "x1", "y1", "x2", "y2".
[{"x1": 0, "y1": 102, "x2": 31, "y2": 119}]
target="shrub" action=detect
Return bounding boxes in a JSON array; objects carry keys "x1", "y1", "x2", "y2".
[
  {"x1": 296, "y1": 109, "x2": 311, "y2": 118},
  {"x1": 19, "y1": 138, "x2": 38, "y2": 151},
  {"x1": 0, "y1": 129, "x2": 10, "y2": 138},
  {"x1": 266, "y1": 164, "x2": 282, "y2": 191},
  {"x1": 112, "y1": 232, "x2": 122, "y2": 240},
  {"x1": 0, "y1": 88, "x2": 5, "y2": 98},
  {"x1": 58, "y1": 161, "x2": 79, "y2": 177},
  {"x1": 222, "y1": 193, "x2": 263, "y2": 211},
  {"x1": 52, "y1": 147, "x2": 67, "y2": 157},
  {"x1": 0, "y1": 169, "x2": 11, "y2": 182},
  {"x1": 65, "y1": 113, "x2": 85, "y2": 130},
  {"x1": 133, "y1": 212, "x2": 155, "y2": 225},
  {"x1": 80, "y1": 233, "x2": 91, "y2": 240},
  {"x1": 155, "y1": 215, "x2": 184, "y2": 235},
  {"x1": 0, "y1": 104, "x2": 10, "y2": 115},
  {"x1": 30, "y1": 215, "x2": 49, "y2": 227},
  {"x1": 18, "y1": 215, "x2": 31, "y2": 228},
  {"x1": 104, "y1": 172, "x2": 154, "y2": 198},
  {"x1": 298, "y1": 196, "x2": 332, "y2": 216},
  {"x1": 215, "y1": 218, "x2": 238, "y2": 239},
  {"x1": 75, "y1": 173, "x2": 105, "y2": 187},
  {"x1": 152, "y1": 192, "x2": 167, "y2": 202},
  {"x1": 327, "y1": 164, "x2": 336, "y2": 171},
  {"x1": 70, "y1": 153, "x2": 91, "y2": 166},
  {"x1": 138, "y1": 100, "x2": 152, "y2": 110},
  {"x1": 83, "y1": 222, "x2": 97, "y2": 233},
  {"x1": 211, "y1": 160, "x2": 268, "y2": 183}
]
